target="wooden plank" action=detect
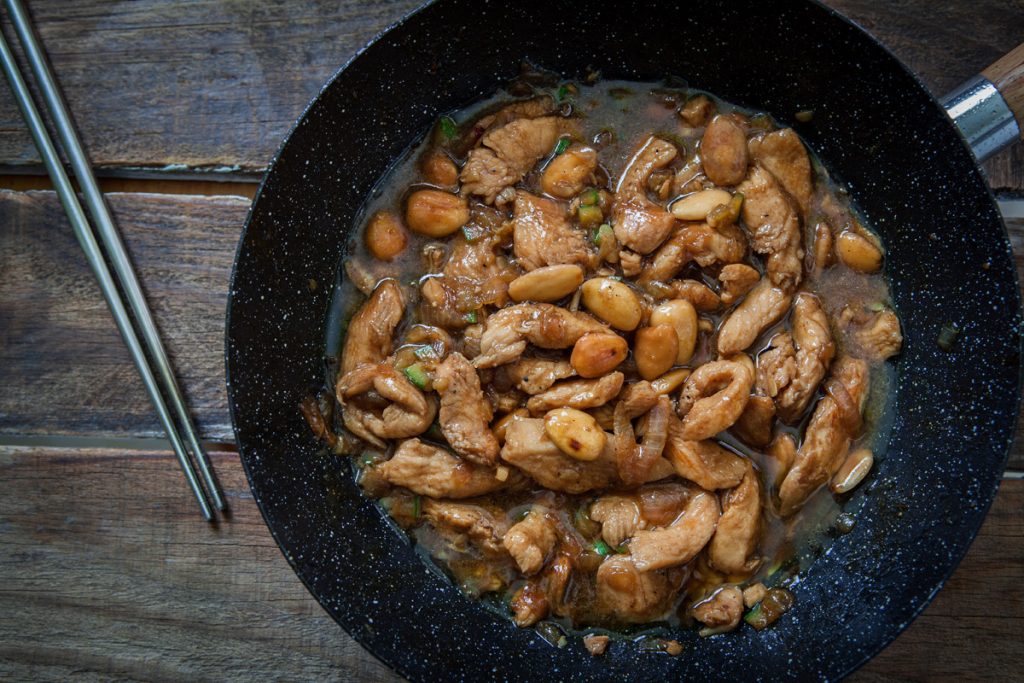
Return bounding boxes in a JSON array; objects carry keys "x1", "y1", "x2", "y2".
[
  {"x1": 0, "y1": 0, "x2": 1021, "y2": 192},
  {"x1": 0, "y1": 446, "x2": 1019, "y2": 680},
  {"x1": 0, "y1": 446, "x2": 400, "y2": 682},
  {"x1": 0, "y1": 190, "x2": 245, "y2": 441},
  {"x1": 3, "y1": 190, "x2": 1024, "y2": 467}
]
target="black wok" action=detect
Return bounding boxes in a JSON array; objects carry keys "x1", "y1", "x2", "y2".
[{"x1": 225, "y1": 1, "x2": 1023, "y2": 679}]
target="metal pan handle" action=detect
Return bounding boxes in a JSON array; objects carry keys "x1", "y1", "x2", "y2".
[{"x1": 943, "y1": 44, "x2": 1024, "y2": 163}]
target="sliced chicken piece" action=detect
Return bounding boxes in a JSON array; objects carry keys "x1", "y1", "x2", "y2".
[
  {"x1": 507, "y1": 357, "x2": 576, "y2": 394},
  {"x1": 340, "y1": 279, "x2": 405, "y2": 375},
  {"x1": 718, "y1": 264, "x2": 760, "y2": 306},
  {"x1": 337, "y1": 363, "x2": 437, "y2": 447},
  {"x1": 732, "y1": 394, "x2": 776, "y2": 448},
  {"x1": 512, "y1": 191, "x2": 592, "y2": 271},
  {"x1": 708, "y1": 463, "x2": 762, "y2": 574},
  {"x1": 738, "y1": 165, "x2": 804, "y2": 291},
  {"x1": 473, "y1": 303, "x2": 607, "y2": 369},
  {"x1": 855, "y1": 309, "x2": 902, "y2": 361},
  {"x1": 473, "y1": 96, "x2": 554, "y2": 132},
  {"x1": 596, "y1": 556, "x2": 685, "y2": 624},
  {"x1": 503, "y1": 508, "x2": 558, "y2": 575},
  {"x1": 717, "y1": 278, "x2": 793, "y2": 355},
  {"x1": 590, "y1": 496, "x2": 641, "y2": 548},
  {"x1": 678, "y1": 360, "x2": 753, "y2": 440},
  {"x1": 377, "y1": 438, "x2": 511, "y2": 498},
  {"x1": 526, "y1": 372, "x2": 624, "y2": 415},
  {"x1": 665, "y1": 414, "x2": 747, "y2": 490},
  {"x1": 461, "y1": 116, "x2": 565, "y2": 204},
  {"x1": 749, "y1": 128, "x2": 813, "y2": 216},
  {"x1": 435, "y1": 352, "x2": 500, "y2": 465},
  {"x1": 778, "y1": 357, "x2": 869, "y2": 515},
  {"x1": 701, "y1": 115, "x2": 749, "y2": 186},
  {"x1": 628, "y1": 488, "x2": 720, "y2": 571},
  {"x1": 692, "y1": 585, "x2": 743, "y2": 632},
  {"x1": 501, "y1": 418, "x2": 673, "y2": 493},
  {"x1": 766, "y1": 293, "x2": 835, "y2": 423},
  {"x1": 422, "y1": 499, "x2": 508, "y2": 558},
  {"x1": 612, "y1": 137, "x2": 678, "y2": 254}
]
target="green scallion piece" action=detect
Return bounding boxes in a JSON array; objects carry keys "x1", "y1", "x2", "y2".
[
  {"x1": 412, "y1": 495, "x2": 422, "y2": 518},
  {"x1": 577, "y1": 204, "x2": 603, "y2": 229},
  {"x1": 592, "y1": 539, "x2": 612, "y2": 556},
  {"x1": 403, "y1": 362, "x2": 429, "y2": 389},
  {"x1": 867, "y1": 301, "x2": 886, "y2": 313},
  {"x1": 461, "y1": 223, "x2": 486, "y2": 243},
  {"x1": 743, "y1": 603, "x2": 764, "y2": 627},
  {"x1": 937, "y1": 322, "x2": 960, "y2": 351},
  {"x1": 592, "y1": 223, "x2": 613, "y2": 246},
  {"x1": 439, "y1": 115, "x2": 457, "y2": 140},
  {"x1": 581, "y1": 188, "x2": 599, "y2": 206},
  {"x1": 556, "y1": 85, "x2": 569, "y2": 102},
  {"x1": 463, "y1": 310, "x2": 478, "y2": 324},
  {"x1": 554, "y1": 137, "x2": 571, "y2": 155}
]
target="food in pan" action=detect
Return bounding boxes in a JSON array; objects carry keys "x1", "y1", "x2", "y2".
[{"x1": 306, "y1": 74, "x2": 902, "y2": 642}]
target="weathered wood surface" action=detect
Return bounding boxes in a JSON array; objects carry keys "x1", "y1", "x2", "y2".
[
  {"x1": 0, "y1": 445, "x2": 1019, "y2": 681},
  {"x1": 0, "y1": 0, "x2": 1021, "y2": 191},
  {"x1": 0, "y1": 190, "x2": 245, "y2": 442}
]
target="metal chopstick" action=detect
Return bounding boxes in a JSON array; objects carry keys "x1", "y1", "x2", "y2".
[
  {"x1": 0, "y1": 19, "x2": 215, "y2": 520},
  {"x1": 3, "y1": 0, "x2": 226, "y2": 512}
]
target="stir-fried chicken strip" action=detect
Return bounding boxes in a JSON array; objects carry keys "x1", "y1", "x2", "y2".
[
  {"x1": 527, "y1": 372, "x2": 624, "y2": 414},
  {"x1": 749, "y1": 128, "x2": 814, "y2": 216},
  {"x1": 461, "y1": 116, "x2": 566, "y2": 204},
  {"x1": 337, "y1": 364, "x2": 437, "y2": 447},
  {"x1": 423, "y1": 499, "x2": 508, "y2": 558},
  {"x1": 629, "y1": 488, "x2": 720, "y2": 571},
  {"x1": 333, "y1": 82, "x2": 900, "y2": 634},
  {"x1": 612, "y1": 137, "x2": 679, "y2": 254},
  {"x1": 508, "y1": 357, "x2": 576, "y2": 394},
  {"x1": 512, "y1": 191, "x2": 592, "y2": 271},
  {"x1": 739, "y1": 165, "x2": 804, "y2": 291},
  {"x1": 473, "y1": 303, "x2": 607, "y2": 368},
  {"x1": 758, "y1": 293, "x2": 835, "y2": 423},
  {"x1": 435, "y1": 353, "x2": 500, "y2": 465},
  {"x1": 503, "y1": 509, "x2": 558, "y2": 575},
  {"x1": 779, "y1": 357, "x2": 869, "y2": 515},
  {"x1": 665, "y1": 414, "x2": 747, "y2": 490},
  {"x1": 341, "y1": 279, "x2": 405, "y2": 375},
  {"x1": 377, "y1": 439, "x2": 511, "y2": 498},
  {"x1": 708, "y1": 463, "x2": 762, "y2": 574},
  {"x1": 501, "y1": 418, "x2": 674, "y2": 493},
  {"x1": 717, "y1": 278, "x2": 793, "y2": 355},
  {"x1": 596, "y1": 556, "x2": 685, "y2": 624},
  {"x1": 693, "y1": 586, "x2": 743, "y2": 631}
]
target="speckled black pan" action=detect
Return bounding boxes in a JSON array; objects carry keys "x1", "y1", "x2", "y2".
[{"x1": 225, "y1": 0, "x2": 1022, "y2": 679}]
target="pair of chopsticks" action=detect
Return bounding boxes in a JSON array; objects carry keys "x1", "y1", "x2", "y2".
[{"x1": 0, "y1": 0, "x2": 225, "y2": 521}]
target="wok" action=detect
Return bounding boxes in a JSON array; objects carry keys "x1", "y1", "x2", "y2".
[{"x1": 225, "y1": 0, "x2": 1024, "y2": 679}]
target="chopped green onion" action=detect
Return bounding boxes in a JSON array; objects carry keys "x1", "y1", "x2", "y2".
[
  {"x1": 577, "y1": 204, "x2": 603, "y2": 229},
  {"x1": 581, "y1": 188, "x2": 600, "y2": 206},
  {"x1": 867, "y1": 301, "x2": 887, "y2": 313},
  {"x1": 743, "y1": 603, "x2": 764, "y2": 627},
  {"x1": 461, "y1": 223, "x2": 487, "y2": 242},
  {"x1": 592, "y1": 223, "x2": 613, "y2": 246},
  {"x1": 554, "y1": 137, "x2": 571, "y2": 155},
  {"x1": 412, "y1": 495, "x2": 422, "y2": 518},
  {"x1": 556, "y1": 85, "x2": 570, "y2": 102},
  {"x1": 614, "y1": 543, "x2": 628, "y2": 554},
  {"x1": 937, "y1": 322, "x2": 960, "y2": 351},
  {"x1": 592, "y1": 539, "x2": 612, "y2": 556},
  {"x1": 463, "y1": 310, "x2": 478, "y2": 324},
  {"x1": 359, "y1": 451, "x2": 377, "y2": 468},
  {"x1": 439, "y1": 115, "x2": 458, "y2": 139},
  {"x1": 403, "y1": 362, "x2": 429, "y2": 389}
]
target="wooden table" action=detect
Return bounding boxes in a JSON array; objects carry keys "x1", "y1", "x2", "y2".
[{"x1": 1, "y1": 1, "x2": 1022, "y2": 680}]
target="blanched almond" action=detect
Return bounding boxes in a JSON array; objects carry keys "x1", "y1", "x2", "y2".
[
  {"x1": 406, "y1": 189, "x2": 469, "y2": 237},
  {"x1": 634, "y1": 325, "x2": 679, "y2": 380},
  {"x1": 836, "y1": 231, "x2": 882, "y2": 273},
  {"x1": 571, "y1": 333, "x2": 628, "y2": 378},
  {"x1": 830, "y1": 448, "x2": 874, "y2": 493},
  {"x1": 581, "y1": 278, "x2": 642, "y2": 331},
  {"x1": 364, "y1": 211, "x2": 407, "y2": 261},
  {"x1": 670, "y1": 189, "x2": 732, "y2": 220},
  {"x1": 651, "y1": 368, "x2": 691, "y2": 395},
  {"x1": 544, "y1": 407, "x2": 606, "y2": 461},
  {"x1": 508, "y1": 264, "x2": 584, "y2": 303},
  {"x1": 649, "y1": 299, "x2": 698, "y2": 364}
]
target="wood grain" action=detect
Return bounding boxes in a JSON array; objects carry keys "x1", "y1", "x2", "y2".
[
  {"x1": 0, "y1": 445, "x2": 1019, "y2": 681},
  {"x1": 983, "y1": 43, "x2": 1024, "y2": 141},
  {"x1": 0, "y1": 0, "x2": 1021, "y2": 192},
  {"x1": 0, "y1": 190, "x2": 246, "y2": 442},
  {"x1": 3, "y1": 190, "x2": 1024, "y2": 467}
]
